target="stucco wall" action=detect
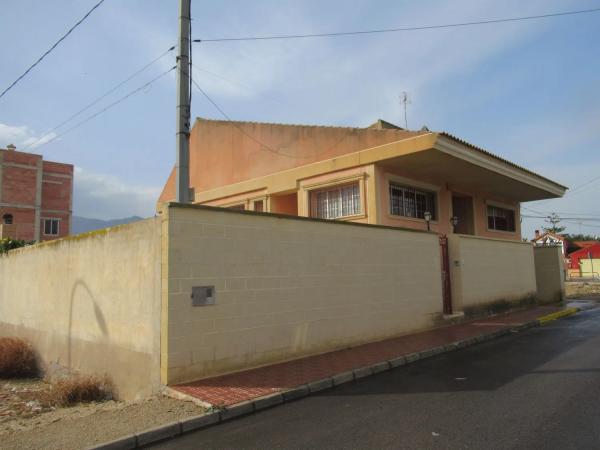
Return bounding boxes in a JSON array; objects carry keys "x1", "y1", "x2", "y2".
[
  {"x1": 0, "y1": 219, "x2": 162, "y2": 400},
  {"x1": 163, "y1": 204, "x2": 443, "y2": 385},
  {"x1": 375, "y1": 164, "x2": 521, "y2": 240},
  {"x1": 447, "y1": 234, "x2": 537, "y2": 313},
  {"x1": 580, "y1": 259, "x2": 600, "y2": 278},
  {"x1": 533, "y1": 245, "x2": 565, "y2": 304}
]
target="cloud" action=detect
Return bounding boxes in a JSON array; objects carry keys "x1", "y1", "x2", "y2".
[
  {"x1": 73, "y1": 167, "x2": 161, "y2": 220},
  {"x1": 0, "y1": 122, "x2": 57, "y2": 150}
]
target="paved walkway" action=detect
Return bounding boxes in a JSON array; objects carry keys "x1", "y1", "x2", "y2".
[{"x1": 173, "y1": 306, "x2": 561, "y2": 406}]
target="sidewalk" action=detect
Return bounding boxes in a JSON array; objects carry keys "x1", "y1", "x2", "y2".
[{"x1": 173, "y1": 305, "x2": 563, "y2": 407}]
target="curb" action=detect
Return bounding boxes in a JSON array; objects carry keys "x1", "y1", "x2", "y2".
[
  {"x1": 538, "y1": 307, "x2": 579, "y2": 324},
  {"x1": 88, "y1": 310, "x2": 577, "y2": 449}
]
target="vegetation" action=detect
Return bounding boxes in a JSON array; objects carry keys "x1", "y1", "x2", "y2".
[
  {"x1": 563, "y1": 233, "x2": 599, "y2": 241},
  {"x1": 0, "y1": 337, "x2": 38, "y2": 378},
  {"x1": 543, "y1": 213, "x2": 566, "y2": 234},
  {"x1": 0, "y1": 237, "x2": 34, "y2": 254},
  {"x1": 50, "y1": 375, "x2": 113, "y2": 406}
]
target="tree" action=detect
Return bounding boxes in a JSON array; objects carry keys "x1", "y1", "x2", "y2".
[{"x1": 543, "y1": 213, "x2": 566, "y2": 234}]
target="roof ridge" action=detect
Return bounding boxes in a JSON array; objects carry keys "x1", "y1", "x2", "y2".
[{"x1": 195, "y1": 116, "x2": 415, "y2": 132}]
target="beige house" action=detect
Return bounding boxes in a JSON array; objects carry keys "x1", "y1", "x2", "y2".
[{"x1": 160, "y1": 118, "x2": 566, "y2": 239}]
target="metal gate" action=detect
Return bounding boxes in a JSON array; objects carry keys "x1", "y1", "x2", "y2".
[{"x1": 439, "y1": 235, "x2": 453, "y2": 315}]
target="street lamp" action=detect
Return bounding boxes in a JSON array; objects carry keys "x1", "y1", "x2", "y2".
[
  {"x1": 450, "y1": 216, "x2": 458, "y2": 232},
  {"x1": 424, "y1": 211, "x2": 432, "y2": 231}
]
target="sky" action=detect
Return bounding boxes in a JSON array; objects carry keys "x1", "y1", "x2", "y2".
[{"x1": 0, "y1": 0, "x2": 599, "y2": 239}]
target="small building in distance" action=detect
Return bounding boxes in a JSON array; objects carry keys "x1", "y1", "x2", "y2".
[{"x1": 0, "y1": 144, "x2": 73, "y2": 242}]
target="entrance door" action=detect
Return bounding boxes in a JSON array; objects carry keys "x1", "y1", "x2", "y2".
[{"x1": 451, "y1": 195, "x2": 475, "y2": 235}]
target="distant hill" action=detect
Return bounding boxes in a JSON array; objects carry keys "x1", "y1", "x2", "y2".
[{"x1": 72, "y1": 215, "x2": 145, "y2": 234}]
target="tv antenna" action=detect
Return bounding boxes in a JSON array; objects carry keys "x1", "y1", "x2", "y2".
[{"x1": 400, "y1": 91, "x2": 411, "y2": 129}]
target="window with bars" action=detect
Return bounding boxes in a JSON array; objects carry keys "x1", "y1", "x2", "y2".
[
  {"x1": 43, "y1": 218, "x2": 60, "y2": 236},
  {"x1": 487, "y1": 205, "x2": 516, "y2": 232},
  {"x1": 310, "y1": 182, "x2": 361, "y2": 219},
  {"x1": 389, "y1": 183, "x2": 436, "y2": 219}
]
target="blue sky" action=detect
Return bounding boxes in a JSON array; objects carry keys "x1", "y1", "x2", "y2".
[{"x1": 1, "y1": 0, "x2": 599, "y2": 238}]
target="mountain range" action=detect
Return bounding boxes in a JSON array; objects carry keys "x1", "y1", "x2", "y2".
[{"x1": 72, "y1": 215, "x2": 145, "y2": 234}]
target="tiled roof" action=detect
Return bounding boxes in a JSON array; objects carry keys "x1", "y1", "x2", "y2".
[{"x1": 438, "y1": 132, "x2": 568, "y2": 190}]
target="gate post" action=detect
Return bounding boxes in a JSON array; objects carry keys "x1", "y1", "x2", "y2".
[{"x1": 439, "y1": 235, "x2": 453, "y2": 315}]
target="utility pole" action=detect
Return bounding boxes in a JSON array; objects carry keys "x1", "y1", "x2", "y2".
[{"x1": 175, "y1": 0, "x2": 191, "y2": 203}]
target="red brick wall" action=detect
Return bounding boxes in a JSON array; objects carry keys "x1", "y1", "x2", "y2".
[
  {"x1": 2, "y1": 162, "x2": 39, "y2": 205},
  {"x1": 0, "y1": 207, "x2": 36, "y2": 241},
  {"x1": 1, "y1": 149, "x2": 73, "y2": 241},
  {"x1": 41, "y1": 173, "x2": 72, "y2": 212}
]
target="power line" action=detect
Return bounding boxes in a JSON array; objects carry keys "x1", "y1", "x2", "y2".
[
  {"x1": 0, "y1": 0, "x2": 106, "y2": 101},
  {"x1": 193, "y1": 7, "x2": 600, "y2": 43},
  {"x1": 186, "y1": 66, "x2": 353, "y2": 160},
  {"x1": 522, "y1": 205, "x2": 600, "y2": 218},
  {"x1": 522, "y1": 215, "x2": 600, "y2": 221},
  {"x1": 566, "y1": 174, "x2": 600, "y2": 196},
  {"x1": 23, "y1": 46, "x2": 175, "y2": 151},
  {"x1": 34, "y1": 66, "x2": 176, "y2": 150}
]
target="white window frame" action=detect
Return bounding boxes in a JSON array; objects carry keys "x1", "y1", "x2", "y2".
[
  {"x1": 43, "y1": 218, "x2": 60, "y2": 236},
  {"x1": 384, "y1": 174, "x2": 440, "y2": 223},
  {"x1": 309, "y1": 181, "x2": 363, "y2": 220}
]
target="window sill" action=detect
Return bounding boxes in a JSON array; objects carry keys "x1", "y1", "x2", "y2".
[
  {"x1": 386, "y1": 213, "x2": 438, "y2": 225},
  {"x1": 311, "y1": 213, "x2": 366, "y2": 222}
]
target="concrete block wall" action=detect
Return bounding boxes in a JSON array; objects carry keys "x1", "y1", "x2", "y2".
[
  {"x1": 447, "y1": 234, "x2": 537, "y2": 313},
  {"x1": 163, "y1": 204, "x2": 443, "y2": 385},
  {"x1": 533, "y1": 246, "x2": 565, "y2": 304},
  {"x1": 0, "y1": 218, "x2": 162, "y2": 400}
]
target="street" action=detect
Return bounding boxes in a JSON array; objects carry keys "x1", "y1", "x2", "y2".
[{"x1": 153, "y1": 308, "x2": 600, "y2": 450}]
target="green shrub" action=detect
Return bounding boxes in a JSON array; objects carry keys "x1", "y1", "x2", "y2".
[
  {"x1": 0, "y1": 337, "x2": 38, "y2": 378},
  {"x1": 0, "y1": 238, "x2": 33, "y2": 254}
]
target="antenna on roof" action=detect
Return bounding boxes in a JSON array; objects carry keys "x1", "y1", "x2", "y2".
[{"x1": 400, "y1": 91, "x2": 411, "y2": 129}]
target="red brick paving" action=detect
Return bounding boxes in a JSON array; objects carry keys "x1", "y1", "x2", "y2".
[{"x1": 173, "y1": 306, "x2": 561, "y2": 406}]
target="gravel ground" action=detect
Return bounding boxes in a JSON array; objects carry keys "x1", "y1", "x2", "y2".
[{"x1": 0, "y1": 379, "x2": 206, "y2": 450}]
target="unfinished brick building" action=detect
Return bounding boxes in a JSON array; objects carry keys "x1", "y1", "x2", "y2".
[{"x1": 0, "y1": 144, "x2": 73, "y2": 241}]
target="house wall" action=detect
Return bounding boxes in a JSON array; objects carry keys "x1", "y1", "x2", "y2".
[
  {"x1": 0, "y1": 219, "x2": 162, "y2": 400},
  {"x1": 375, "y1": 164, "x2": 522, "y2": 240},
  {"x1": 159, "y1": 119, "x2": 425, "y2": 202},
  {"x1": 0, "y1": 148, "x2": 73, "y2": 241},
  {"x1": 580, "y1": 259, "x2": 600, "y2": 277},
  {"x1": 533, "y1": 245, "x2": 565, "y2": 304},
  {"x1": 162, "y1": 204, "x2": 443, "y2": 385},
  {"x1": 447, "y1": 234, "x2": 537, "y2": 314}
]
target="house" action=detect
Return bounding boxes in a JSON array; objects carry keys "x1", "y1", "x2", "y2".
[
  {"x1": 567, "y1": 242, "x2": 600, "y2": 278},
  {"x1": 159, "y1": 118, "x2": 566, "y2": 238},
  {"x1": 532, "y1": 230, "x2": 569, "y2": 257},
  {"x1": 0, "y1": 144, "x2": 73, "y2": 241},
  {"x1": 0, "y1": 118, "x2": 570, "y2": 401}
]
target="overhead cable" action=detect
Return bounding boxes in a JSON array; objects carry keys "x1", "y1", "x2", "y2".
[
  {"x1": 0, "y1": 0, "x2": 106, "y2": 100},
  {"x1": 193, "y1": 7, "x2": 600, "y2": 43}
]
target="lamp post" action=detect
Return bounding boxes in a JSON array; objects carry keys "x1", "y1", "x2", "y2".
[
  {"x1": 450, "y1": 216, "x2": 458, "y2": 233},
  {"x1": 424, "y1": 211, "x2": 432, "y2": 231}
]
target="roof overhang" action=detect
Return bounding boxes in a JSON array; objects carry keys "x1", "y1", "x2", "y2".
[{"x1": 195, "y1": 132, "x2": 566, "y2": 203}]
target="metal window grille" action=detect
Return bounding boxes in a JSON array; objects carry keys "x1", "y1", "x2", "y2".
[
  {"x1": 487, "y1": 205, "x2": 515, "y2": 231},
  {"x1": 389, "y1": 183, "x2": 436, "y2": 219},
  {"x1": 311, "y1": 183, "x2": 360, "y2": 219}
]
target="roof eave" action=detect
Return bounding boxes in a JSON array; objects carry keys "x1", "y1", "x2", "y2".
[{"x1": 434, "y1": 133, "x2": 567, "y2": 198}]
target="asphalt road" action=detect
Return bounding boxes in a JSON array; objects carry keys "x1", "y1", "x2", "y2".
[{"x1": 153, "y1": 308, "x2": 600, "y2": 450}]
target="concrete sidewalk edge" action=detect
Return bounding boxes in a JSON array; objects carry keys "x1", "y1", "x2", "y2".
[
  {"x1": 538, "y1": 307, "x2": 579, "y2": 324},
  {"x1": 88, "y1": 308, "x2": 578, "y2": 450}
]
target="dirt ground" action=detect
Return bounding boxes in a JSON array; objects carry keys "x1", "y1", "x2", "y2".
[
  {"x1": 565, "y1": 281, "x2": 600, "y2": 299},
  {"x1": 0, "y1": 379, "x2": 206, "y2": 450}
]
